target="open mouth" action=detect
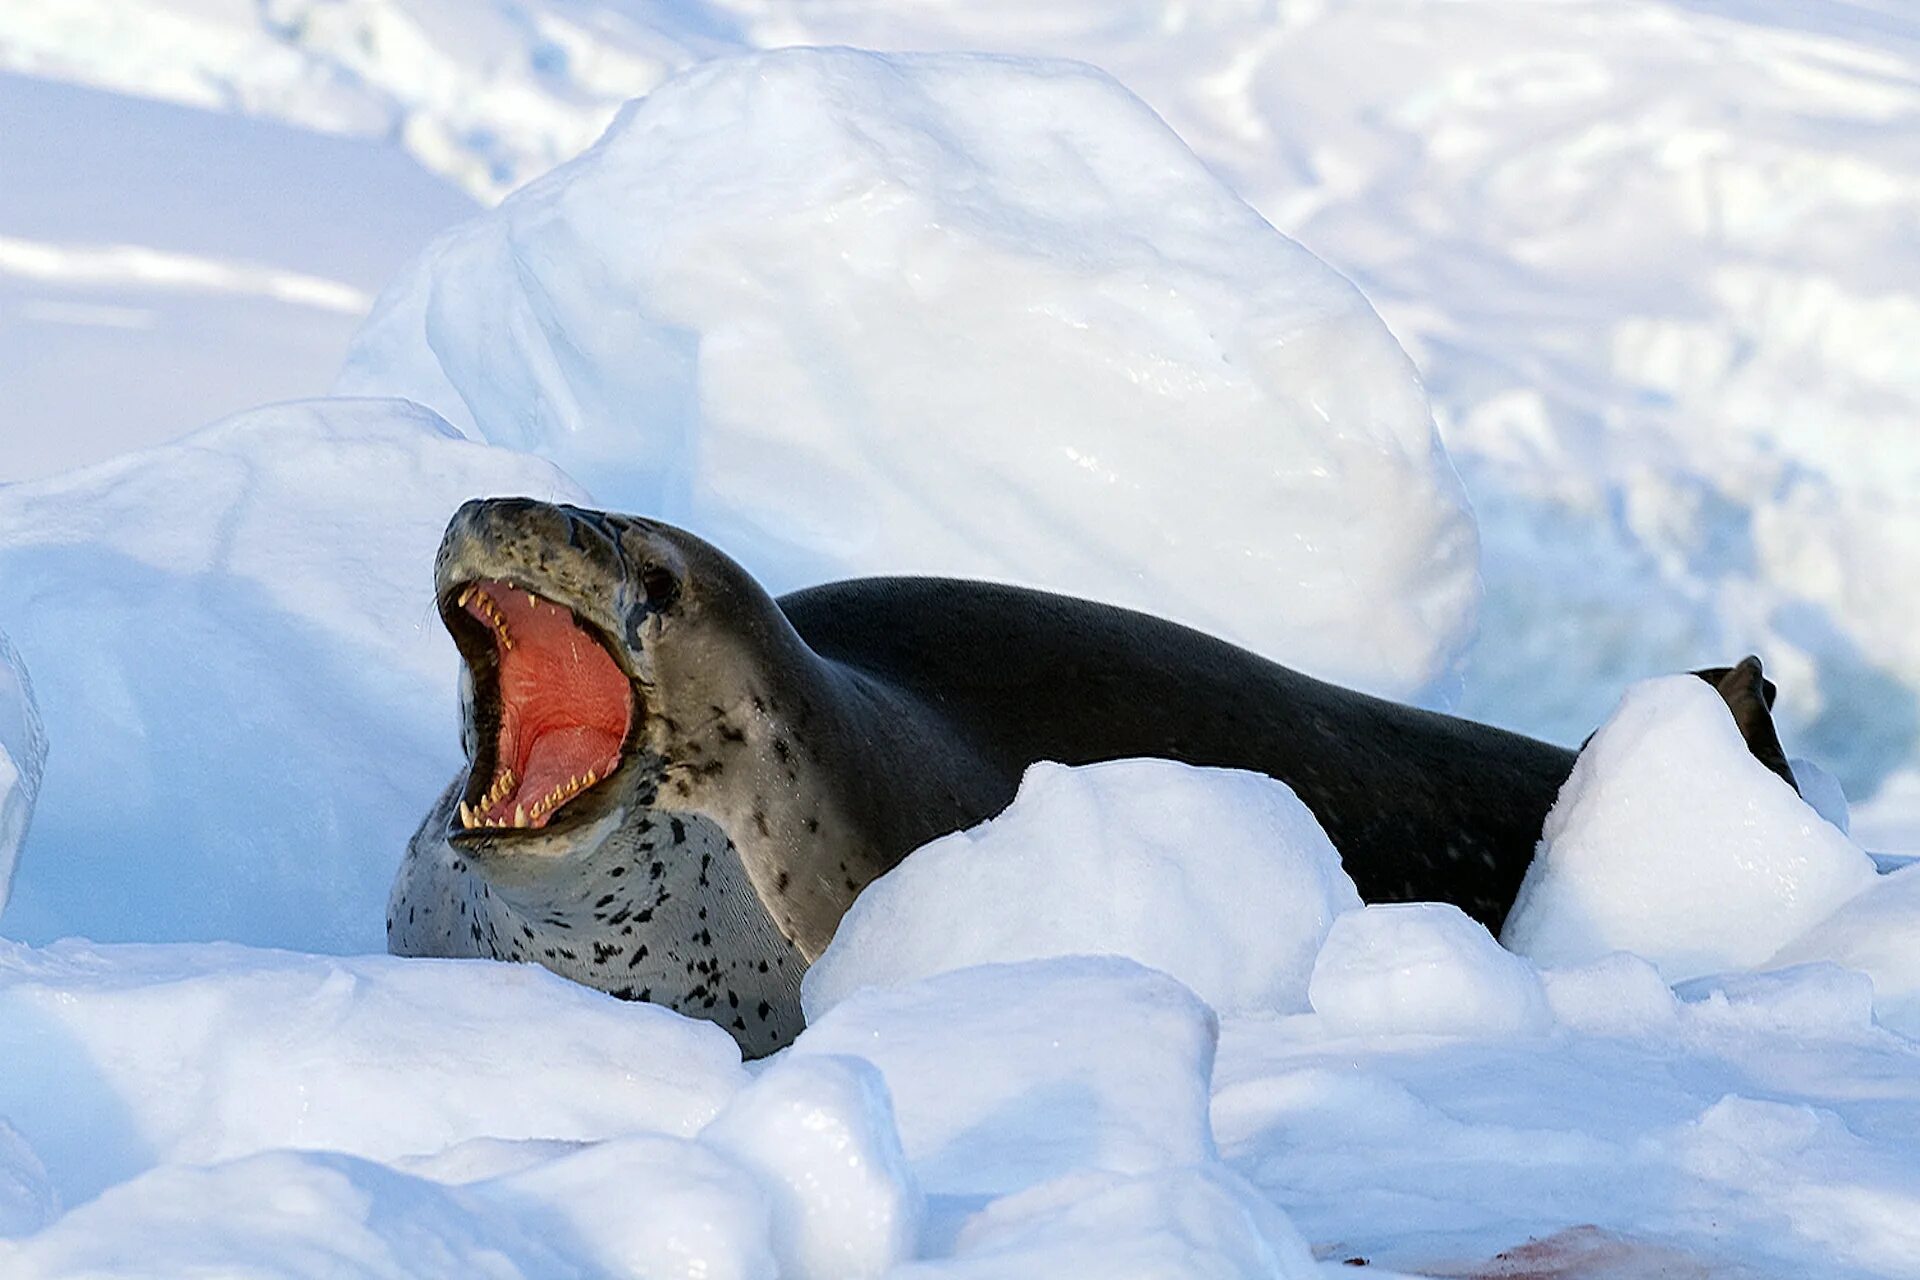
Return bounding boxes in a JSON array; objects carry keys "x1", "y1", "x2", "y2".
[{"x1": 447, "y1": 579, "x2": 634, "y2": 833}]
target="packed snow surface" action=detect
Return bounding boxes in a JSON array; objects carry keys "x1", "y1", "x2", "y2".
[
  {"x1": 341, "y1": 47, "x2": 1480, "y2": 703},
  {"x1": 1504, "y1": 675, "x2": 1881, "y2": 981},
  {"x1": 805, "y1": 759, "x2": 1362, "y2": 1021},
  {"x1": 3, "y1": 925, "x2": 1918, "y2": 1276}
]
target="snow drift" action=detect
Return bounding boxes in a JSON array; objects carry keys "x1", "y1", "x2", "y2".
[
  {"x1": 0, "y1": 397, "x2": 589, "y2": 950},
  {"x1": 340, "y1": 46, "x2": 1480, "y2": 703}
]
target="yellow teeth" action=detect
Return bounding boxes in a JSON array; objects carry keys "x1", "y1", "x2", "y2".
[
  {"x1": 480, "y1": 768, "x2": 514, "y2": 807},
  {"x1": 458, "y1": 764, "x2": 616, "y2": 833},
  {"x1": 529, "y1": 773, "x2": 596, "y2": 820},
  {"x1": 462, "y1": 587, "x2": 515, "y2": 652}
]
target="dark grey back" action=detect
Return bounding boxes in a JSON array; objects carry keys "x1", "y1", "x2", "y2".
[{"x1": 781, "y1": 577, "x2": 1578, "y2": 931}]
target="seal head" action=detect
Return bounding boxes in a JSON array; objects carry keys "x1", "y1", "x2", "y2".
[{"x1": 390, "y1": 498, "x2": 869, "y2": 1054}]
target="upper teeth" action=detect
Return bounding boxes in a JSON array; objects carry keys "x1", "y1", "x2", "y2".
[{"x1": 459, "y1": 585, "x2": 514, "y2": 651}]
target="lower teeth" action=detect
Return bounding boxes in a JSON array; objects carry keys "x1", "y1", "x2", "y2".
[{"x1": 460, "y1": 758, "x2": 615, "y2": 830}]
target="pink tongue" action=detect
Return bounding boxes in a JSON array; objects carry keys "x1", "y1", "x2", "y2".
[
  {"x1": 463, "y1": 578, "x2": 633, "y2": 827},
  {"x1": 519, "y1": 726, "x2": 622, "y2": 818}
]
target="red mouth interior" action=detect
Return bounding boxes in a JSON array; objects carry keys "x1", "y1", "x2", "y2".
[{"x1": 459, "y1": 579, "x2": 630, "y2": 830}]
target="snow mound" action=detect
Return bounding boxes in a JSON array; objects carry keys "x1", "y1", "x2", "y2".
[
  {"x1": 1309, "y1": 903, "x2": 1549, "y2": 1038},
  {"x1": 894, "y1": 1165, "x2": 1319, "y2": 1280},
  {"x1": 0, "y1": 940, "x2": 745, "y2": 1207},
  {"x1": 803, "y1": 759, "x2": 1362, "y2": 1021},
  {"x1": 0, "y1": 633, "x2": 45, "y2": 919},
  {"x1": 0, "y1": 397, "x2": 589, "y2": 951},
  {"x1": 1769, "y1": 864, "x2": 1920, "y2": 1038},
  {"x1": 1502, "y1": 676, "x2": 1879, "y2": 982},
  {"x1": 791, "y1": 957, "x2": 1217, "y2": 1198},
  {"x1": 702, "y1": 1054, "x2": 922, "y2": 1280},
  {"x1": 340, "y1": 46, "x2": 1480, "y2": 702}
]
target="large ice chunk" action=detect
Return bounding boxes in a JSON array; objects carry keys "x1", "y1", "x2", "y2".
[
  {"x1": 803, "y1": 759, "x2": 1362, "y2": 1021},
  {"x1": 1309, "y1": 903, "x2": 1550, "y2": 1038},
  {"x1": 0, "y1": 398, "x2": 589, "y2": 950},
  {"x1": 1503, "y1": 676, "x2": 1879, "y2": 981},
  {"x1": 0, "y1": 940, "x2": 744, "y2": 1207},
  {"x1": 340, "y1": 47, "x2": 1479, "y2": 701},
  {"x1": 0, "y1": 632, "x2": 45, "y2": 919},
  {"x1": 790, "y1": 957, "x2": 1216, "y2": 1198}
]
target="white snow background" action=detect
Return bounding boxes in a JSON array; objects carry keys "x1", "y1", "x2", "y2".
[{"x1": 2, "y1": 5, "x2": 1919, "y2": 1278}]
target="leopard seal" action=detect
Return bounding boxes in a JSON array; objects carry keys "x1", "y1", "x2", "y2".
[{"x1": 391, "y1": 497, "x2": 1796, "y2": 1055}]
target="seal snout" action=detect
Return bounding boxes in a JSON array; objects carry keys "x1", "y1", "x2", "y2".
[
  {"x1": 435, "y1": 499, "x2": 650, "y2": 840},
  {"x1": 448, "y1": 578, "x2": 633, "y2": 834}
]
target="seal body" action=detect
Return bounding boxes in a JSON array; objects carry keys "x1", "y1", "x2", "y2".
[{"x1": 392, "y1": 498, "x2": 1792, "y2": 1055}]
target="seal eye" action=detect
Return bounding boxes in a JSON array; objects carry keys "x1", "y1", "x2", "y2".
[
  {"x1": 449, "y1": 580, "x2": 633, "y2": 832},
  {"x1": 640, "y1": 562, "x2": 680, "y2": 612}
]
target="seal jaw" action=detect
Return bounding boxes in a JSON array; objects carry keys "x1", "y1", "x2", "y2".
[{"x1": 441, "y1": 577, "x2": 645, "y2": 841}]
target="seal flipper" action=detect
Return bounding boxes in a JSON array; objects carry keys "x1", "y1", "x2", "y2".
[
  {"x1": 1690, "y1": 658, "x2": 1778, "y2": 711},
  {"x1": 1692, "y1": 655, "x2": 1799, "y2": 793}
]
